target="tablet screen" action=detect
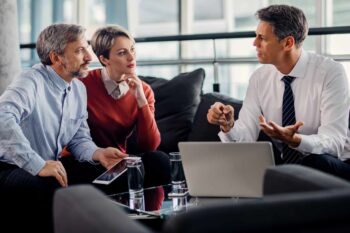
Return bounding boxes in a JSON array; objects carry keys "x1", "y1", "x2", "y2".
[{"x1": 93, "y1": 159, "x2": 129, "y2": 185}]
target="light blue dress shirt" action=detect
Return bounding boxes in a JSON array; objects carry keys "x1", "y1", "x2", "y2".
[{"x1": 0, "y1": 63, "x2": 98, "y2": 175}]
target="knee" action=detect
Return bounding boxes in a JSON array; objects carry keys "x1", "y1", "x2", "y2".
[
  {"x1": 142, "y1": 151, "x2": 171, "y2": 169},
  {"x1": 301, "y1": 154, "x2": 336, "y2": 172},
  {"x1": 142, "y1": 151, "x2": 171, "y2": 185}
]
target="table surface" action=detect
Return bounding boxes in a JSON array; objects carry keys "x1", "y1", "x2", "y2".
[{"x1": 108, "y1": 184, "x2": 258, "y2": 219}]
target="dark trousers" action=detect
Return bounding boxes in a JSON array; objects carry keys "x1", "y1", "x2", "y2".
[
  {"x1": 300, "y1": 153, "x2": 350, "y2": 181},
  {"x1": 259, "y1": 132, "x2": 350, "y2": 181},
  {"x1": 0, "y1": 150, "x2": 171, "y2": 233}
]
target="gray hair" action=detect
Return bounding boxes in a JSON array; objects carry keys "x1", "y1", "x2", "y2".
[
  {"x1": 256, "y1": 5, "x2": 308, "y2": 47},
  {"x1": 36, "y1": 24, "x2": 86, "y2": 65},
  {"x1": 91, "y1": 25, "x2": 134, "y2": 66}
]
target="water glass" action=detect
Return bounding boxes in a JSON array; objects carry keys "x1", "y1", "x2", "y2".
[
  {"x1": 127, "y1": 158, "x2": 145, "y2": 210},
  {"x1": 169, "y1": 152, "x2": 186, "y2": 193}
]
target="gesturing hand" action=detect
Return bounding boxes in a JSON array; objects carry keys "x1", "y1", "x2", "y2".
[{"x1": 259, "y1": 115, "x2": 303, "y2": 148}]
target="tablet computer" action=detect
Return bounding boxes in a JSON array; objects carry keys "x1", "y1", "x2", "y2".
[{"x1": 92, "y1": 157, "x2": 140, "y2": 185}]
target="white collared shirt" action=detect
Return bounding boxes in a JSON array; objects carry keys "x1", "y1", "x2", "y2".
[
  {"x1": 101, "y1": 68, "x2": 129, "y2": 99},
  {"x1": 219, "y1": 50, "x2": 350, "y2": 160}
]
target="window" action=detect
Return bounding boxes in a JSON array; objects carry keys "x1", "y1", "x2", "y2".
[{"x1": 17, "y1": 0, "x2": 350, "y2": 99}]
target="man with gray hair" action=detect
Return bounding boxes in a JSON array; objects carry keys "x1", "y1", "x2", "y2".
[
  {"x1": 208, "y1": 5, "x2": 350, "y2": 180},
  {"x1": 0, "y1": 24, "x2": 128, "y2": 232}
]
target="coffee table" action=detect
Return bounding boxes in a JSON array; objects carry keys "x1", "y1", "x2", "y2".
[{"x1": 108, "y1": 184, "x2": 256, "y2": 220}]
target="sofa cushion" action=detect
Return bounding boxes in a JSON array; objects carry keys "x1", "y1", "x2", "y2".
[
  {"x1": 188, "y1": 92, "x2": 243, "y2": 141},
  {"x1": 129, "y1": 68, "x2": 205, "y2": 153}
]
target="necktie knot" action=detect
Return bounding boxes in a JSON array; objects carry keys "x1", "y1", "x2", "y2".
[{"x1": 282, "y1": 76, "x2": 295, "y2": 85}]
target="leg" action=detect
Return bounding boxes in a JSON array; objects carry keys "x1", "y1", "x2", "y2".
[
  {"x1": 0, "y1": 162, "x2": 60, "y2": 233},
  {"x1": 301, "y1": 154, "x2": 350, "y2": 181},
  {"x1": 140, "y1": 151, "x2": 171, "y2": 188}
]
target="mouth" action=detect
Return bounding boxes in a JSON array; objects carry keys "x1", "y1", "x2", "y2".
[
  {"x1": 127, "y1": 64, "x2": 135, "y2": 68},
  {"x1": 81, "y1": 63, "x2": 90, "y2": 69}
]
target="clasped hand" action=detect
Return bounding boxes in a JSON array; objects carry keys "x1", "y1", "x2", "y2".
[{"x1": 207, "y1": 102, "x2": 234, "y2": 133}]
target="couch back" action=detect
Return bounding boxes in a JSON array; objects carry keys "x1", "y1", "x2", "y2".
[
  {"x1": 127, "y1": 68, "x2": 206, "y2": 154},
  {"x1": 128, "y1": 69, "x2": 243, "y2": 154}
]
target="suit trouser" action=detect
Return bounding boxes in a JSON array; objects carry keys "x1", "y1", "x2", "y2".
[{"x1": 300, "y1": 153, "x2": 350, "y2": 181}]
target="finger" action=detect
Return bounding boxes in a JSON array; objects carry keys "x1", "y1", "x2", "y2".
[
  {"x1": 260, "y1": 123, "x2": 274, "y2": 133},
  {"x1": 259, "y1": 116, "x2": 273, "y2": 130},
  {"x1": 207, "y1": 109, "x2": 222, "y2": 124},
  {"x1": 293, "y1": 121, "x2": 304, "y2": 131},
  {"x1": 60, "y1": 167, "x2": 68, "y2": 186},
  {"x1": 118, "y1": 152, "x2": 128, "y2": 158},
  {"x1": 107, "y1": 157, "x2": 123, "y2": 170},
  {"x1": 222, "y1": 105, "x2": 233, "y2": 115},
  {"x1": 211, "y1": 102, "x2": 225, "y2": 114},
  {"x1": 55, "y1": 172, "x2": 67, "y2": 187},
  {"x1": 258, "y1": 115, "x2": 266, "y2": 124},
  {"x1": 268, "y1": 120, "x2": 283, "y2": 131},
  {"x1": 120, "y1": 74, "x2": 127, "y2": 82}
]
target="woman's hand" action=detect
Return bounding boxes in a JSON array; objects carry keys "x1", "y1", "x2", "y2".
[{"x1": 122, "y1": 73, "x2": 148, "y2": 108}]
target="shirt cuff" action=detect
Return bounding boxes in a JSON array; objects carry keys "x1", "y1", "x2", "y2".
[
  {"x1": 296, "y1": 134, "x2": 314, "y2": 153},
  {"x1": 218, "y1": 130, "x2": 236, "y2": 142},
  {"x1": 21, "y1": 155, "x2": 46, "y2": 176},
  {"x1": 76, "y1": 143, "x2": 99, "y2": 163}
]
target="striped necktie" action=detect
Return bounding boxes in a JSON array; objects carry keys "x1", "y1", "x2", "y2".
[{"x1": 281, "y1": 76, "x2": 302, "y2": 163}]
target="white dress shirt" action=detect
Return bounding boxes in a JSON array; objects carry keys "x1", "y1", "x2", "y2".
[{"x1": 219, "y1": 50, "x2": 350, "y2": 161}]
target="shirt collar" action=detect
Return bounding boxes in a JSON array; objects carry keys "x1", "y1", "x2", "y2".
[
  {"x1": 101, "y1": 67, "x2": 119, "y2": 95},
  {"x1": 45, "y1": 65, "x2": 72, "y2": 92},
  {"x1": 279, "y1": 49, "x2": 308, "y2": 81}
]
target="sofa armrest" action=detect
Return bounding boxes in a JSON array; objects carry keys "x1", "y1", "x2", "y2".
[
  {"x1": 163, "y1": 189, "x2": 350, "y2": 233},
  {"x1": 263, "y1": 164, "x2": 350, "y2": 195},
  {"x1": 53, "y1": 185, "x2": 152, "y2": 233}
]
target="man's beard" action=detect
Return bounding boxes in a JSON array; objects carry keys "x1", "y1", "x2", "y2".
[{"x1": 62, "y1": 61, "x2": 88, "y2": 78}]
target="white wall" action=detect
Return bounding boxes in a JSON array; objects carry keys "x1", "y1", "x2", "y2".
[{"x1": 0, "y1": 0, "x2": 21, "y2": 94}]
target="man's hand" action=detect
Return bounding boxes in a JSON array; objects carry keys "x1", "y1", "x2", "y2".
[
  {"x1": 207, "y1": 102, "x2": 234, "y2": 133},
  {"x1": 92, "y1": 147, "x2": 128, "y2": 170},
  {"x1": 259, "y1": 115, "x2": 303, "y2": 147},
  {"x1": 38, "y1": 160, "x2": 68, "y2": 187}
]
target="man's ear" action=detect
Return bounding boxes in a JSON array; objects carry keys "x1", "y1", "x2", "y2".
[
  {"x1": 284, "y1": 36, "x2": 295, "y2": 51},
  {"x1": 49, "y1": 50, "x2": 61, "y2": 65},
  {"x1": 99, "y1": 55, "x2": 109, "y2": 66}
]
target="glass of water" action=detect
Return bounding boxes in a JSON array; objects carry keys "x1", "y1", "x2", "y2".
[
  {"x1": 169, "y1": 152, "x2": 187, "y2": 193},
  {"x1": 126, "y1": 157, "x2": 145, "y2": 210}
]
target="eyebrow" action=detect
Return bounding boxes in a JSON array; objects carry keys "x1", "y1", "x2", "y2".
[{"x1": 116, "y1": 46, "x2": 134, "y2": 52}]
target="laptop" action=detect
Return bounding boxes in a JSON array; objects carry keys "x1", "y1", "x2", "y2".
[{"x1": 178, "y1": 141, "x2": 275, "y2": 198}]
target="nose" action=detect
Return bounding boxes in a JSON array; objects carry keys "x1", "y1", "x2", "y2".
[
  {"x1": 253, "y1": 37, "x2": 259, "y2": 47},
  {"x1": 127, "y1": 51, "x2": 134, "y2": 61},
  {"x1": 84, "y1": 50, "x2": 93, "y2": 62}
]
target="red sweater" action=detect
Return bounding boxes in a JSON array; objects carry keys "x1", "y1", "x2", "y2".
[{"x1": 79, "y1": 69, "x2": 161, "y2": 153}]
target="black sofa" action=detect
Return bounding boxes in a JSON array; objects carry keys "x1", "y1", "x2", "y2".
[{"x1": 128, "y1": 68, "x2": 243, "y2": 154}]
